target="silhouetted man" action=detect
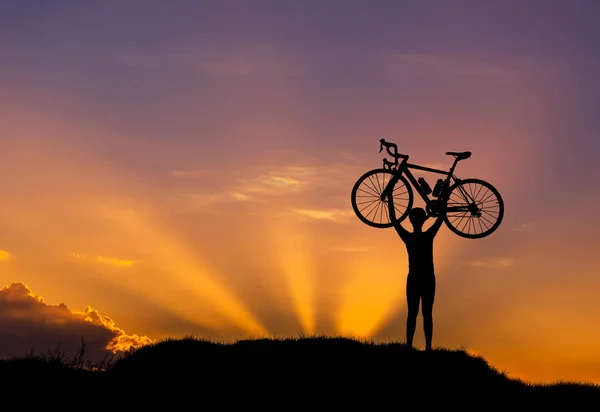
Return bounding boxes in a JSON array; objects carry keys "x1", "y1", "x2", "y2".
[{"x1": 388, "y1": 199, "x2": 446, "y2": 351}]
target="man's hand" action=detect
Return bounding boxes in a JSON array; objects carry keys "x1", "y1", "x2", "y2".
[{"x1": 426, "y1": 202, "x2": 447, "y2": 237}]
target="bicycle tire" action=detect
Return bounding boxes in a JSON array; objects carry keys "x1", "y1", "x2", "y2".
[
  {"x1": 351, "y1": 168, "x2": 413, "y2": 228},
  {"x1": 443, "y1": 178, "x2": 504, "y2": 239}
]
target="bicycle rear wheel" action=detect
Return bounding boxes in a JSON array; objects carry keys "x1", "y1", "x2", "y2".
[
  {"x1": 443, "y1": 178, "x2": 504, "y2": 239},
  {"x1": 351, "y1": 168, "x2": 413, "y2": 228}
]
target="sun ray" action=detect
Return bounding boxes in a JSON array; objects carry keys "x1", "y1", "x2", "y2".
[
  {"x1": 97, "y1": 201, "x2": 269, "y2": 337},
  {"x1": 269, "y1": 221, "x2": 315, "y2": 335},
  {"x1": 336, "y1": 244, "x2": 405, "y2": 338}
]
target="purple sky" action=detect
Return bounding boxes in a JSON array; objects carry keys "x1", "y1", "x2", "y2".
[{"x1": 2, "y1": 1, "x2": 600, "y2": 384}]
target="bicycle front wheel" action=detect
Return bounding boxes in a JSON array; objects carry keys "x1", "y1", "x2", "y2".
[
  {"x1": 351, "y1": 168, "x2": 413, "y2": 228},
  {"x1": 443, "y1": 178, "x2": 504, "y2": 239}
]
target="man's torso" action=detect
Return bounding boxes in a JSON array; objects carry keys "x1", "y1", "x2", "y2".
[{"x1": 404, "y1": 231, "x2": 435, "y2": 276}]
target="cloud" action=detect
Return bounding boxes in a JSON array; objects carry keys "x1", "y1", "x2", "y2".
[
  {"x1": 332, "y1": 246, "x2": 369, "y2": 253},
  {"x1": 170, "y1": 161, "x2": 362, "y2": 203},
  {"x1": 197, "y1": 58, "x2": 254, "y2": 75},
  {"x1": 0, "y1": 250, "x2": 12, "y2": 261},
  {"x1": 197, "y1": 55, "x2": 301, "y2": 77},
  {"x1": 171, "y1": 191, "x2": 256, "y2": 213},
  {"x1": 381, "y1": 52, "x2": 563, "y2": 82},
  {"x1": 241, "y1": 173, "x2": 309, "y2": 195},
  {"x1": 178, "y1": 193, "x2": 224, "y2": 210},
  {"x1": 290, "y1": 208, "x2": 355, "y2": 224},
  {"x1": 466, "y1": 258, "x2": 514, "y2": 268},
  {"x1": 167, "y1": 160, "x2": 368, "y2": 217},
  {"x1": 169, "y1": 165, "x2": 317, "y2": 212},
  {"x1": 69, "y1": 253, "x2": 137, "y2": 267},
  {"x1": 0, "y1": 282, "x2": 153, "y2": 362},
  {"x1": 230, "y1": 192, "x2": 252, "y2": 201},
  {"x1": 95, "y1": 256, "x2": 136, "y2": 267},
  {"x1": 384, "y1": 52, "x2": 524, "y2": 80},
  {"x1": 341, "y1": 152, "x2": 359, "y2": 162},
  {"x1": 115, "y1": 48, "x2": 306, "y2": 78},
  {"x1": 170, "y1": 170, "x2": 213, "y2": 179}
]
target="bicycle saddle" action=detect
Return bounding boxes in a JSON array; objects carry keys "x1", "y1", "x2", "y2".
[{"x1": 446, "y1": 151, "x2": 471, "y2": 160}]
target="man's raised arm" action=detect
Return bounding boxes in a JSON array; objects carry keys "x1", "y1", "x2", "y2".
[
  {"x1": 426, "y1": 204, "x2": 447, "y2": 237},
  {"x1": 387, "y1": 194, "x2": 410, "y2": 240}
]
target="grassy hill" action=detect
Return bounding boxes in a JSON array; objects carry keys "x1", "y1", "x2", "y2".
[{"x1": 2, "y1": 336, "x2": 598, "y2": 406}]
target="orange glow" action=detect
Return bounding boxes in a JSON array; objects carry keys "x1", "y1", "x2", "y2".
[
  {"x1": 96, "y1": 201, "x2": 269, "y2": 337},
  {"x1": 270, "y1": 222, "x2": 315, "y2": 335},
  {"x1": 336, "y1": 242, "x2": 404, "y2": 338},
  {"x1": 0, "y1": 250, "x2": 12, "y2": 261}
]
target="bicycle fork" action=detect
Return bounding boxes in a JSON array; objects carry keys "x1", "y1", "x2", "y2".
[{"x1": 380, "y1": 175, "x2": 400, "y2": 202}]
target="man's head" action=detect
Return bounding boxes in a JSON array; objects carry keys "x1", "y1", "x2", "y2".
[{"x1": 408, "y1": 207, "x2": 427, "y2": 231}]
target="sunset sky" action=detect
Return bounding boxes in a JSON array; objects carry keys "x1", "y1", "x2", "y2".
[{"x1": 2, "y1": 0, "x2": 600, "y2": 384}]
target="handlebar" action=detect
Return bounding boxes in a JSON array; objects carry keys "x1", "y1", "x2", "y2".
[{"x1": 379, "y1": 138, "x2": 407, "y2": 159}]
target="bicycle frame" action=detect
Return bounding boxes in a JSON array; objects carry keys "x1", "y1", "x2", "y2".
[
  {"x1": 397, "y1": 160, "x2": 457, "y2": 206},
  {"x1": 380, "y1": 148, "x2": 475, "y2": 216}
]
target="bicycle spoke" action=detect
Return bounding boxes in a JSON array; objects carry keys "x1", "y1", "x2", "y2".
[
  {"x1": 468, "y1": 218, "x2": 475, "y2": 235},
  {"x1": 393, "y1": 185, "x2": 408, "y2": 196},
  {"x1": 452, "y1": 214, "x2": 467, "y2": 228},
  {"x1": 372, "y1": 175, "x2": 384, "y2": 195},
  {"x1": 359, "y1": 202, "x2": 378, "y2": 216},
  {"x1": 479, "y1": 213, "x2": 495, "y2": 227},
  {"x1": 357, "y1": 202, "x2": 379, "y2": 210},
  {"x1": 474, "y1": 183, "x2": 484, "y2": 202},
  {"x1": 463, "y1": 213, "x2": 473, "y2": 233},
  {"x1": 480, "y1": 190, "x2": 497, "y2": 204},
  {"x1": 457, "y1": 185, "x2": 473, "y2": 204},
  {"x1": 469, "y1": 183, "x2": 479, "y2": 201},
  {"x1": 358, "y1": 185, "x2": 379, "y2": 197},
  {"x1": 466, "y1": 183, "x2": 474, "y2": 203},
  {"x1": 363, "y1": 201, "x2": 379, "y2": 220},
  {"x1": 363, "y1": 181, "x2": 379, "y2": 199},
  {"x1": 447, "y1": 214, "x2": 469, "y2": 219},
  {"x1": 377, "y1": 200, "x2": 384, "y2": 224},
  {"x1": 367, "y1": 176, "x2": 381, "y2": 195},
  {"x1": 479, "y1": 200, "x2": 500, "y2": 208},
  {"x1": 363, "y1": 177, "x2": 375, "y2": 195},
  {"x1": 480, "y1": 215, "x2": 490, "y2": 231},
  {"x1": 462, "y1": 216, "x2": 471, "y2": 235},
  {"x1": 375, "y1": 202, "x2": 385, "y2": 223},
  {"x1": 358, "y1": 199, "x2": 379, "y2": 210},
  {"x1": 476, "y1": 216, "x2": 484, "y2": 234},
  {"x1": 376, "y1": 173, "x2": 386, "y2": 195}
]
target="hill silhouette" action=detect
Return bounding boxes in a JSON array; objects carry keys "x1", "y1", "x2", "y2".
[{"x1": 2, "y1": 336, "x2": 598, "y2": 406}]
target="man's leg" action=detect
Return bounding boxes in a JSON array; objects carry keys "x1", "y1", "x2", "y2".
[
  {"x1": 422, "y1": 277, "x2": 436, "y2": 351},
  {"x1": 406, "y1": 275, "x2": 419, "y2": 349}
]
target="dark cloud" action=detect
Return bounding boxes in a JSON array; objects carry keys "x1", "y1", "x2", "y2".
[{"x1": 0, "y1": 282, "x2": 153, "y2": 362}]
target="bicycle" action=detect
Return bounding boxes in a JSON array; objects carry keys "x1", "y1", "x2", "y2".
[{"x1": 350, "y1": 138, "x2": 504, "y2": 239}]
